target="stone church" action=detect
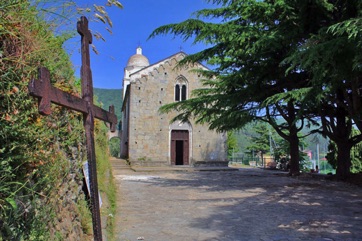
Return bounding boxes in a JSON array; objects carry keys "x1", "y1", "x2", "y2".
[{"x1": 120, "y1": 47, "x2": 227, "y2": 167}]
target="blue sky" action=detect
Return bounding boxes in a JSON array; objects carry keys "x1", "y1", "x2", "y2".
[{"x1": 68, "y1": 0, "x2": 214, "y2": 89}]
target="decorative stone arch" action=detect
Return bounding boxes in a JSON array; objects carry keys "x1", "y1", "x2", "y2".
[
  {"x1": 169, "y1": 121, "x2": 193, "y2": 166},
  {"x1": 107, "y1": 130, "x2": 120, "y2": 140},
  {"x1": 107, "y1": 121, "x2": 121, "y2": 141},
  {"x1": 174, "y1": 75, "x2": 189, "y2": 102}
]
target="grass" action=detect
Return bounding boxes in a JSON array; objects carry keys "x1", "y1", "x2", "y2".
[{"x1": 95, "y1": 121, "x2": 118, "y2": 240}]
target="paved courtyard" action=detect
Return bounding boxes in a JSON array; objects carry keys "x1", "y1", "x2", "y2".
[{"x1": 111, "y1": 160, "x2": 362, "y2": 241}]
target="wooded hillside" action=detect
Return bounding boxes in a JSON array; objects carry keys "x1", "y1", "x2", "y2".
[{"x1": 94, "y1": 88, "x2": 123, "y2": 121}]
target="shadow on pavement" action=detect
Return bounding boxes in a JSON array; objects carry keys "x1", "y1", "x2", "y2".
[{"x1": 117, "y1": 168, "x2": 362, "y2": 241}]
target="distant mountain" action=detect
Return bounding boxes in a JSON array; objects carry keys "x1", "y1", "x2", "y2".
[{"x1": 94, "y1": 88, "x2": 123, "y2": 121}]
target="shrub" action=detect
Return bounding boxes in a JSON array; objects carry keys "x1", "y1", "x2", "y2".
[{"x1": 0, "y1": 1, "x2": 86, "y2": 239}]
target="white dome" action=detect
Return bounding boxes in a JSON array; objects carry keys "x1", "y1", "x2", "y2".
[{"x1": 126, "y1": 47, "x2": 149, "y2": 68}]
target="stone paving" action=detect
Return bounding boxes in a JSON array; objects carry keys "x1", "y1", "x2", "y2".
[{"x1": 110, "y1": 159, "x2": 362, "y2": 241}]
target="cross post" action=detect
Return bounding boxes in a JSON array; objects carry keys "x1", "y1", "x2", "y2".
[{"x1": 28, "y1": 16, "x2": 116, "y2": 241}]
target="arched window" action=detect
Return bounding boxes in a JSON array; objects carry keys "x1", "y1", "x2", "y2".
[
  {"x1": 181, "y1": 85, "x2": 187, "y2": 100},
  {"x1": 175, "y1": 76, "x2": 188, "y2": 102},
  {"x1": 175, "y1": 84, "x2": 180, "y2": 101}
]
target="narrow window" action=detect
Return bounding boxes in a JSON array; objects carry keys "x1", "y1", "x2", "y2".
[
  {"x1": 175, "y1": 84, "x2": 180, "y2": 101},
  {"x1": 181, "y1": 85, "x2": 187, "y2": 101}
]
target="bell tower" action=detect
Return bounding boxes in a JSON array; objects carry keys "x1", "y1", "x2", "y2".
[{"x1": 122, "y1": 47, "x2": 149, "y2": 98}]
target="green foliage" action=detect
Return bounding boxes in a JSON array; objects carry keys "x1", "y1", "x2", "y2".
[
  {"x1": 246, "y1": 122, "x2": 271, "y2": 154},
  {"x1": 272, "y1": 137, "x2": 290, "y2": 162},
  {"x1": 351, "y1": 143, "x2": 362, "y2": 173},
  {"x1": 233, "y1": 126, "x2": 253, "y2": 154},
  {"x1": 0, "y1": 1, "x2": 83, "y2": 238},
  {"x1": 326, "y1": 129, "x2": 362, "y2": 174},
  {"x1": 153, "y1": 0, "x2": 312, "y2": 174},
  {"x1": 226, "y1": 132, "x2": 238, "y2": 158},
  {"x1": 94, "y1": 88, "x2": 123, "y2": 121},
  {"x1": 77, "y1": 194, "x2": 93, "y2": 235},
  {"x1": 288, "y1": 1, "x2": 362, "y2": 178},
  {"x1": 109, "y1": 138, "x2": 120, "y2": 157},
  {"x1": 328, "y1": 15, "x2": 362, "y2": 35},
  {"x1": 94, "y1": 121, "x2": 117, "y2": 240},
  {"x1": 152, "y1": 0, "x2": 362, "y2": 178},
  {"x1": 318, "y1": 161, "x2": 335, "y2": 175},
  {"x1": 0, "y1": 0, "x2": 121, "y2": 239}
]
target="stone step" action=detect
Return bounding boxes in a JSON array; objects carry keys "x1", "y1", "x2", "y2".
[{"x1": 109, "y1": 158, "x2": 132, "y2": 171}]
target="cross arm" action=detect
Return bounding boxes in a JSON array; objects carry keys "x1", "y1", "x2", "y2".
[
  {"x1": 28, "y1": 67, "x2": 88, "y2": 115},
  {"x1": 93, "y1": 105, "x2": 117, "y2": 132},
  {"x1": 28, "y1": 67, "x2": 118, "y2": 132}
]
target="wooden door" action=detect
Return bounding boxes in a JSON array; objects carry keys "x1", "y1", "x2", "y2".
[{"x1": 171, "y1": 130, "x2": 189, "y2": 165}]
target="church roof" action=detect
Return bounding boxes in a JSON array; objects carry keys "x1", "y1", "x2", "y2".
[
  {"x1": 129, "y1": 51, "x2": 209, "y2": 78},
  {"x1": 126, "y1": 47, "x2": 149, "y2": 68}
]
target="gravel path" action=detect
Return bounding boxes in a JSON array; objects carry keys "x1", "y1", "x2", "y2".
[{"x1": 111, "y1": 159, "x2": 362, "y2": 241}]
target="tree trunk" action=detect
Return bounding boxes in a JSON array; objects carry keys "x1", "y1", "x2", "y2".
[
  {"x1": 288, "y1": 133, "x2": 300, "y2": 175},
  {"x1": 286, "y1": 100, "x2": 300, "y2": 176},
  {"x1": 334, "y1": 89, "x2": 352, "y2": 179},
  {"x1": 335, "y1": 141, "x2": 352, "y2": 179}
]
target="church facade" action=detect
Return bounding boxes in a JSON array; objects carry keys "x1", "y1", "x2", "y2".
[{"x1": 120, "y1": 47, "x2": 227, "y2": 167}]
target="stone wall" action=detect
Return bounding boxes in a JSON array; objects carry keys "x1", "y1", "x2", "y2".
[
  {"x1": 48, "y1": 147, "x2": 93, "y2": 241},
  {"x1": 49, "y1": 170, "x2": 91, "y2": 241}
]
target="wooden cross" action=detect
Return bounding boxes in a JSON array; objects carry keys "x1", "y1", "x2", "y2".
[{"x1": 28, "y1": 16, "x2": 116, "y2": 241}]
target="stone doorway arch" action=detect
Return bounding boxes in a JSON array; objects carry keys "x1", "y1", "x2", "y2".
[{"x1": 169, "y1": 122, "x2": 192, "y2": 166}]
